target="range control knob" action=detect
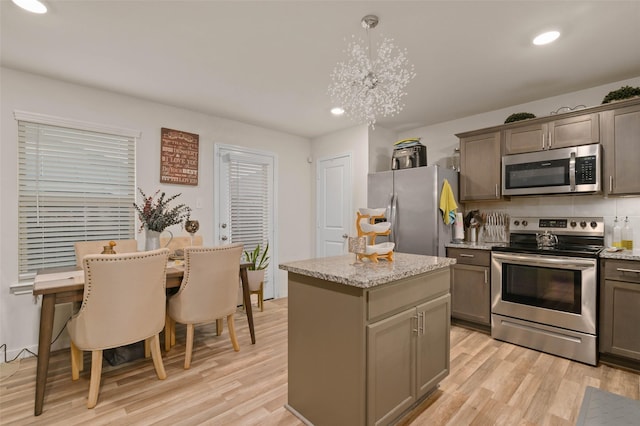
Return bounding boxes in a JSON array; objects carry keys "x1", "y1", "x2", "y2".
[
  {"x1": 522, "y1": 220, "x2": 528, "y2": 227},
  {"x1": 513, "y1": 220, "x2": 520, "y2": 226},
  {"x1": 590, "y1": 221, "x2": 598, "y2": 229},
  {"x1": 570, "y1": 221, "x2": 577, "y2": 228},
  {"x1": 580, "y1": 221, "x2": 587, "y2": 228}
]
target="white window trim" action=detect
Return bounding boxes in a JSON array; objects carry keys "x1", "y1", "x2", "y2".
[{"x1": 14, "y1": 110, "x2": 141, "y2": 139}]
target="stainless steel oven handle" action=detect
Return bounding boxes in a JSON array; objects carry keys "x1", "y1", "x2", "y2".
[
  {"x1": 492, "y1": 252, "x2": 595, "y2": 269},
  {"x1": 569, "y1": 151, "x2": 576, "y2": 191}
]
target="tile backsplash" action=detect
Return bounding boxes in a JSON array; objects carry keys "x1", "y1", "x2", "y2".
[{"x1": 465, "y1": 194, "x2": 640, "y2": 247}]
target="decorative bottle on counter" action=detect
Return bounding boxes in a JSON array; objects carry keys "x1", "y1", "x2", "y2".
[
  {"x1": 622, "y1": 216, "x2": 633, "y2": 250},
  {"x1": 612, "y1": 217, "x2": 622, "y2": 248}
]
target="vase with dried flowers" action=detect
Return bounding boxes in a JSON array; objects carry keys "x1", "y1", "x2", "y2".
[{"x1": 133, "y1": 188, "x2": 192, "y2": 250}]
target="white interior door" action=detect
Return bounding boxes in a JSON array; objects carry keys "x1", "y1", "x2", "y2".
[
  {"x1": 215, "y1": 144, "x2": 277, "y2": 299},
  {"x1": 316, "y1": 154, "x2": 352, "y2": 257}
]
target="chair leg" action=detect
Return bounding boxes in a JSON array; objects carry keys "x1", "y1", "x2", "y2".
[
  {"x1": 216, "y1": 318, "x2": 223, "y2": 336},
  {"x1": 144, "y1": 339, "x2": 150, "y2": 358},
  {"x1": 149, "y1": 334, "x2": 167, "y2": 380},
  {"x1": 170, "y1": 317, "x2": 176, "y2": 347},
  {"x1": 87, "y1": 350, "x2": 103, "y2": 409},
  {"x1": 70, "y1": 341, "x2": 82, "y2": 380},
  {"x1": 164, "y1": 313, "x2": 172, "y2": 352},
  {"x1": 227, "y1": 314, "x2": 240, "y2": 352},
  {"x1": 185, "y1": 323, "x2": 195, "y2": 369}
]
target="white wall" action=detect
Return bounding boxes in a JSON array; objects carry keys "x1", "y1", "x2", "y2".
[
  {"x1": 368, "y1": 125, "x2": 397, "y2": 173},
  {"x1": 310, "y1": 124, "x2": 370, "y2": 256},
  {"x1": 398, "y1": 76, "x2": 640, "y2": 247},
  {"x1": 0, "y1": 67, "x2": 312, "y2": 358}
]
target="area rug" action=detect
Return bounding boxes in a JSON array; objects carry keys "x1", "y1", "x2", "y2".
[{"x1": 576, "y1": 386, "x2": 640, "y2": 425}]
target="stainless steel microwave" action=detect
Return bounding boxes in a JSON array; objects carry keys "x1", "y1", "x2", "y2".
[{"x1": 502, "y1": 144, "x2": 601, "y2": 196}]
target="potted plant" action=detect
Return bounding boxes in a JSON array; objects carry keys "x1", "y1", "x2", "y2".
[
  {"x1": 244, "y1": 243, "x2": 269, "y2": 292},
  {"x1": 133, "y1": 188, "x2": 191, "y2": 250}
]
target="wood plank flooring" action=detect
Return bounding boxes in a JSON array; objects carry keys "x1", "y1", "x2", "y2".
[{"x1": 1, "y1": 298, "x2": 638, "y2": 425}]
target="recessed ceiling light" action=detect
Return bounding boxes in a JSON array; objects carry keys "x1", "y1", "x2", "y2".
[
  {"x1": 533, "y1": 31, "x2": 560, "y2": 46},
  {"x1": 331, "y1": 107, "x2": 345, "y2": 116},
  {"x1": 12, "y1": 0, "x2": 47, "y2": 14}
]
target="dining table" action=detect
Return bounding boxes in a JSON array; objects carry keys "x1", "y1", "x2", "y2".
[{"x1": 31, "y1": 260, "x2": 255, "y2": 416}]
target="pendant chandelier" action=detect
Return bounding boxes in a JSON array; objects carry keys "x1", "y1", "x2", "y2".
[{"x1": 328, "y1": 15, "x2": 416, "y2": 128}]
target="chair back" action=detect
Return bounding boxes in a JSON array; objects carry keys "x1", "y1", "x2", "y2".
[
  {"x1": 68, "y1": 248, "x2": 169, "y2": 350},
  {"x1": 161, "y1": 235, "x2": 203, "y2": 253},
  {"x1": 169, "y1": 244, "x2": 243, "y2": 324},
  {"x1": 74, "y1": 239, "x2": 138, "y2": 268}
]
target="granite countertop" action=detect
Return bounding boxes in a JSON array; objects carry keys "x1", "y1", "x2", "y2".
[
  {"x1": 279, "y1": 252, "x2": 455, "y2": 289},
  {"x1": 447, "y1": 242, "x2": 640, "y2": 261},
  {"x1": 445, "y1": 241, "x2": 506, "y2": 251},
  {"x1": 599, "y1": 248, "x2": 640, "y2": 261}
]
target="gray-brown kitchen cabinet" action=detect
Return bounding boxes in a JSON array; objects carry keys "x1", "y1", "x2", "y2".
[
  {"x1": 503, "y1": 113, "x2": 599, "y2": 154},
  {"x1": 458, "y1": 130, "x2": 501, "y2": 201},
  {"x1": 601, "y1": 101, "x2": 640, "y2": 195},
  {"x1": 600, "y1": 258, "x2": 640, "y2": 362},
  {"x1": 367, "y1": 293, "x2": 450, "y2": 425},
  {"x1": 447, "y1": 248, "x2": 491, "y2": 327}
]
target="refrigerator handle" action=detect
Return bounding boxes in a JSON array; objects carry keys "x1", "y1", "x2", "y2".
[{"x1": 390, "y1": 193, "x2": 398, "y2": 246}]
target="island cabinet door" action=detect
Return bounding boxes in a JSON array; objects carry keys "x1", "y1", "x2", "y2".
[
  {"x1": 367, "y1": 308, "x2": 416, "y2": 426},
  {"x1": 416, "y1": 294, "x2": 451, "y2": 399}
]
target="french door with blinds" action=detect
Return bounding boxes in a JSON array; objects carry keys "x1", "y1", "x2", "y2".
[{"x1": 215, "y1": 144, "x2": 277, "y2": 300}]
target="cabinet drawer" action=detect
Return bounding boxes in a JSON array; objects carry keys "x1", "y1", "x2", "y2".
[
  {"x1": 368, "y1": 268, "x2": 450, "y2": 322},
  {"x1": 447, "y1": 248, "x2": 490, "y2": 267},
  {"x1": 603, "y1": 260, "x2": 640, "y2": 283}
]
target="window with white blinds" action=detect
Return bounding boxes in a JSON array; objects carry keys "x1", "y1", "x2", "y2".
[
  {"x1": 17, "y1": 119, "x2": 136, "y2": 280},
  {"x1": 227, "y1": 154, "x2": 272, "y2": 252}
]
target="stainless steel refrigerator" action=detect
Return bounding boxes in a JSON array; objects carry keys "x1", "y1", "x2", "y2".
[{"x1": 367, "y1": 165, "x2": 459, "y2": 257}]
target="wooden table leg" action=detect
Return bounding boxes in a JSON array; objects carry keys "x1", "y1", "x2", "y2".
[
  {"x1": 240, "y1": 267, "x2": 256, "y2": 344},
  {"x1": 34, "y1": 294, "x2": 56, "y2": 416}
]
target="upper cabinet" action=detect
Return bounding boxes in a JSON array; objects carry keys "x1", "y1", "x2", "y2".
[
  {"x1": 459, "y1": 131, "x2": 501, "y2": 201},
  {"x1": 602, "y1": 101, "x2": 640, "y2": 195},
  {"x1": 503, "y1": 113, "x2": 600, "y2": 154}
]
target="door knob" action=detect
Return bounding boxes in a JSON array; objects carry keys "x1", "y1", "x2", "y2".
[{"x1": 342, "y1": 234, "x2": 348, "y2": 239}]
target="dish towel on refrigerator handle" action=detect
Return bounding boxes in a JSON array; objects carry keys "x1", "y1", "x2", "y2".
[{"x1": 439, "y1": 179, "x2": 458, "y2": 225}]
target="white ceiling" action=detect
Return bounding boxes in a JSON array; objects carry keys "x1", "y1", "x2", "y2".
[{"x1": 2, "y1": 1, "x2": 639, "y2": 139}]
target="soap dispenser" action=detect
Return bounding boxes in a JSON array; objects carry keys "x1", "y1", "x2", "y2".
[
  {"x1": 622, "y1": 216, "x2": 633, "y2": 250},
  {"x1": 612, "y1": 217, "x2": 622, "y2": 248}
]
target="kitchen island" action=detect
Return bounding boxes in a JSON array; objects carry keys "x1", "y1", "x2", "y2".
[{"x1": 279, "y1": 253, "x2": 455, "y2": 426}]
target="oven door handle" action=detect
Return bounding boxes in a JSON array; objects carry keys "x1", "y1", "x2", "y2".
[{"x1": 492, "y1": 252, "x2": 595, "y2": 270}]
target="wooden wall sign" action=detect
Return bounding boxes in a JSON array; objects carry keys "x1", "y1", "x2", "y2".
[{"x1": 160, "y1": 127, "x2": 199, "y2": 186}]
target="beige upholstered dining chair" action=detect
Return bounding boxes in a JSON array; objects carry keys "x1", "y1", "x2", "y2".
[
  {"x1": 67, "y1": 248, "x2": 170, "y2": 409},
  {"x1": 166, "y1": 243, "x2": 243, "y2": 369},
  {"x1": 74, "y1": 239, "x2": 138, "y2": 268}
]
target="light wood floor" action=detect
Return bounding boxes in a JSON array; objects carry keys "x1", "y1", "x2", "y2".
[{"x1": 1, "y1": 298, "x2": 638, "y2": 425}]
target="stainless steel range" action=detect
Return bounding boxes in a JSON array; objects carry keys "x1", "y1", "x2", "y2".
[{"x1": 491, "y1": 216, "x2": 604, "y2": 365}]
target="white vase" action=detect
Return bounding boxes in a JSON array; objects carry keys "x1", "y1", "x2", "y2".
[
  {"x1": 246, "y1": 269, "x2": 265, "y2": 292},
  {"x1": 145, "y1": 229, "x2": 161, "y2": 251}
]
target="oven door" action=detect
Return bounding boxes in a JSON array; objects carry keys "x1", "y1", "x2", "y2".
[{"x1": 491, "y1": 251, "x2": 597, "y2": 334}]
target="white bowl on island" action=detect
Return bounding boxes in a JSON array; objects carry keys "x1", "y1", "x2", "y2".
[
  {"x1": 360, "y1": 221, "x2": 391, "y2": 233},
  {"x1": 358, "y1": 208, "x2": 386, "y2": 217},
  {"x1": 365, "y1": 242, "x2": 395, "y2": 255}
]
